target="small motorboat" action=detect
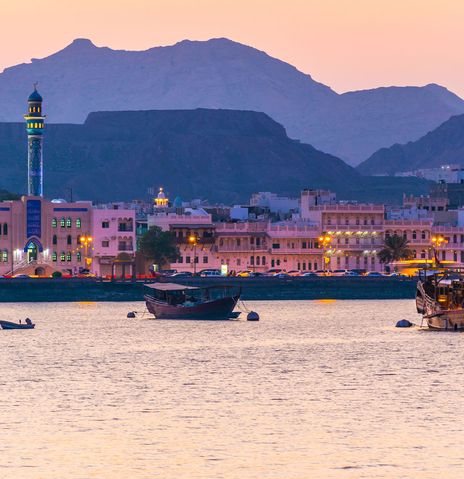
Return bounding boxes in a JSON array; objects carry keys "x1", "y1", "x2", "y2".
[{"x1": 0, "y1": 318, "x2": 35, "y2": 330}]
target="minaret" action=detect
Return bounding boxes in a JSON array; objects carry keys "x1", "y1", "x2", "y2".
[{"x1": 24, "y1": 83, "x2": 45, "y2": 196}]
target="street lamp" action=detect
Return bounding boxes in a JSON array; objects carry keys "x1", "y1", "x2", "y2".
[
  {"x1": 81, "y1": 235, "x2": 93, "y2": 270},
  {"x1": 318, "y1": 233, "x2": 332, "y2": 275},
  {"x1": 188, "y1": 234, "x2": 199, "y2": 275},
  {"x1": 431, "y1": 235, "x2": 447, "y2": 266}
]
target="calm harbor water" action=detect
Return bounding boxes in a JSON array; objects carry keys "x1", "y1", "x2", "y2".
[{"x1": 0, "y1": 300, "x2": 463, "y2": 479}]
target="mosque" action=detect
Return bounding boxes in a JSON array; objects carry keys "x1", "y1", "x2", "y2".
[{"x1": 0, "y1": 87, "x2": 136, "y2": 277}]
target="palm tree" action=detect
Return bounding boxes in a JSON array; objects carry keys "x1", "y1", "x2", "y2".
[{"x1": 378, "y1": 234, "x2": 414, "y2": 264}]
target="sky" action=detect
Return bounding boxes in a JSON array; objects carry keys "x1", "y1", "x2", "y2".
[{"x1": 1, "y1": 0, "x2": 464, "y2": 96}]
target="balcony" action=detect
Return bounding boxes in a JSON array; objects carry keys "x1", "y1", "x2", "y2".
[{"x1": 118, "y1": 225, "x2": 134, "y2": 232}]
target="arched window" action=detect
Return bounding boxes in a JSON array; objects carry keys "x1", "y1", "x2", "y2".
[
  {"x1": 60, "y1": 251, "x2": 65, "y2": 262},
  {"x1": 60, "y1": 217, "x2": 65, "y2": 228},
  {"x1": 412, "y1": 230, "x2": 417, "y2": 240},
  {"x1": 52, "y1": 252, "x2": 57, "y2": 262},
  {"x1": 67, "y1": 235, "x2": 72, "y2": 245},
  {"x1": 3, "y1": 224, "x2": 7, "y2": 236},
  {"x1": 262, "y1": 256, "x2": 266, "y2": 265},
  {"x1": 76, "y1": 218, "x2": 81, "y2": 229},
  {"x1": 66, "y1": 252, "x2": 72, "y2": 262},
  {"x1": 421, "y1": 231, "x2": 426, "y2": 240},
  {"x1": 76, "y1": 252, "x2": 81, "y2": 262},
  {"x1": 66, "y1": 217, "x2": 72, "y2": 228},
  {"x1": 52, "y1": 218, "x2": 57, "y2": 228},
  {"x1": 256, "y1": 256, "x2": 260, "y2": 265},
  {"x1": 52, "y1": 235, "x2": 57, "y2": 245}
]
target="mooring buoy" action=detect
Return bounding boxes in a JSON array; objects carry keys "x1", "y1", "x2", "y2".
[
  {"x1": 395, "y1": 319, "x2": 412, "y2": 328},
  {"x1": 127, "y1": 311, "x2": 136, "y2": 318},
  {"x1": 247, "y1": 311, "x2": 259, "y2": 321}
]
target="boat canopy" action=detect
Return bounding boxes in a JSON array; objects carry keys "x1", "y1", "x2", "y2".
[{"x1": 145, "y1": 282, "x2": 199, "y2": 291}]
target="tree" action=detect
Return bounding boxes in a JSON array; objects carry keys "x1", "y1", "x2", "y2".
[
  {"x1": 139, "y1": 226, "x2": 180, "y2": 267},
  {"x1": 378, "y1": 234, "x2": 414, "y2": 264}
]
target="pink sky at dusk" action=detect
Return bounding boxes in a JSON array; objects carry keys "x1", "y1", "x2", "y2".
[{"x1": 2, "y1": 0, "x2": 464, "y2": 96}]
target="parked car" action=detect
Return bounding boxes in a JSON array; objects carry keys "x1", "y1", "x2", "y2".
[
  {"x1": 171, "y1": 271, "x2": 193, "y2": 278},
  {"x1": 199, "y1": 270, "x2": 222, "y2": 277},
  {"x1": 236, "y1": 270, "x2": 253, "y2": 277},
  {"x1": 314, "y1": 270, "x2": 329, "y2": 276},
  {"x1": 301, "y1": 272, "x2": 317, "y2": 277},
  {"x1": 266, "y1": 268, "x2": 283, "y2": 275},
  {"x1": 365, "y1": 271, "x2": 384, "y2": 277},
  {"x1": 344, "y1": 271, "x2": 360, "y2": 277},
  {"x1": 331, "y1": 269, "x2": 349, "y2": 277},
  {"x1": 287, "y1": 270, "x2": 301, "y2": 277},
  {"x1": 249, "y1": 272, "x2": 265, "y2": 277},
  {"x1": 159, "y1": 269, "x2": 177, "y2": 276},
  {"x1": 274, "y1": 272, "x2": 290, "y2": 278},
  {"x1": 389, "y1": 272, "x2": 407, "y2": 278}
]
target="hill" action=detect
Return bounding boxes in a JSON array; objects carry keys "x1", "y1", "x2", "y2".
[
  {"x1": 357, "y1": 114, "x2": 464, "y2": 175},
  {"x1": 1, "y1": 38, "x2": 463, "y2": 165},
  {"x1": 0, "y1": 109, "x2": 429, "y2": 204}
]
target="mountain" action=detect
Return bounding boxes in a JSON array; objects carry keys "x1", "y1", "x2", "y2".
[
  {"x1": 1, "y1": 38, "x2": 463, "y2": 165},
  {"x1": 0, "y1": 109, "x2": 429, "y2": 204},
  {"x1": 357, "y1": 114, "x2": 464, "y2": 175}
]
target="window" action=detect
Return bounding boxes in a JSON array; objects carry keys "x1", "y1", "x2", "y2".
[
  {"x1": 102, "y1": 240, "x2": 109, "y2": 247},
  {"x1": 302, "y1": 241, "x2": 307, "y2": 249},
  {"x1": 203, "y1": 256, "x2": 208, "y2": 264},
  {"x1": 66, "y1": 218, "x2": 72, "y2": 228},
  {"x1": 256, "y1": 256, "x2": 260, "y2": 266},
  {"x1": 236, "y1": 238, "x2": 241, "y2": 246},
  {"x1": 52, "y1": 252, "x2": 57, "y2": 262},
  {"x1": 186, "y1": 256, "x2": 191, "y2": 263},
  {"x1": 412, "y1": 231, "x2": 417, "y2": 240},
  {"x1": 67, "y1": 235, "x2": 72, "y2": 245},
  {"x1": 52, "y1": 218, "x2": 57, "y2": 228},
  {"x1": 66, "y1": 252, "x2": 72, "y2": 262},
  {"x1": 76, "y1": 218, "x2": 81, "y2": 228},
  {"x1": 77, "y1": 235, "x2": 81, "y2": 245},
  {"x1": 272, "y1": 243, "x2": 280, "y2": 249},
  {"x1": 262, "y1": 256, "x2": 266, "y2": 265},
  {"x1": 2, "y1": 224, "x2": 7, "y2": 236},
  {"x1": 102, "y1": 221, "x2": 110, "y2": 228},
  {"x1": 177, "y1": 256, "x2": 183, "y2": 263},
  {"x1": 237, "y1": 259, "x2": 241, "y2": 266},
  {"x1": 2, "y1": 250, "x2": 7, "y2": 262},
  {"x1": 77, "y1": 252, "x2": 81, "y2": 262},
  {"x1": 421, "y1": 231, "x2": 426, "y2": 240},
  {"x1": 52, "y1": 235, "x2": 57, "y2": 245},
  {"x1": 442, "y1": 251, "x2": 446, "y2": 261},
  {"x1": 60, "y1": 218, "x2": 65, "y2": 228},
  {"x1": 60, "y1": 252, "x2": 65, "y2": 261}
]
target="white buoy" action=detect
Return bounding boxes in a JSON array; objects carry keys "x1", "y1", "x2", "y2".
[{"x1": 247, "y1": 311, "x2": 259, "y2": 321}]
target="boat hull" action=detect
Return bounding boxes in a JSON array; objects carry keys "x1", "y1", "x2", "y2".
[
  {"x1": 144, "y1": 294, "x2": 240, "y2": 320},
  {"x1": 426, "y1": 310, "x2": 464, "y2": 331},
  {"x1": 0, "y1": 320, "x2": 35, "y2": 330}
]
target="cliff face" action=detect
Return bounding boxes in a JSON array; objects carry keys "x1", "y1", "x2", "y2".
[
  {"x1": 357, "y1": 114, "x2": 464, "y2": 175},
  {"x1": 0, "y1": 109, "x2": 362, "y2": 203},
  {"x1": 1, "y1": 38, "x2": 463, "y2": 164}
]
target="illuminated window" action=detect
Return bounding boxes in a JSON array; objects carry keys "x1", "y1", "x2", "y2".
[
  {"x1": 38, "y1": 106, "x2": 41, "y2": 113},
  {"x1": 66, "y1": 217, "x2": 72, "y2": 228},
  {"x1": 60, "y1": 217, "x2": 65, "y2": 228},
  {"x1": 2, "y1": 250, "x2": 7, "y2": 262},
  {"x1": 52, "y1": 235, "x2": 57, "y2": 245},
  {"x1": 76, "y1": 218, "x2": 81, "y2": 228},
  {"x1": 52, "y1": 252, "x2": 57, "y2": 262},
  {"x1": 66, "y1": 252, "x2": 72, "y2": 262},
  {"x1": 60, "y1": 251, "x2": 65, "y2": 261},
  {"x1": 77, "y1": 235, "x2": 81, "y2": 245},
  {"x1": 52, "y1": 218, "x2": 57, "y2": 228},
  {"x1": 76, "y1": 252, "x2": 81, "y2": 262}
]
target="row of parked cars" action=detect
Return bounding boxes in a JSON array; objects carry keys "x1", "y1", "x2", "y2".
[{"x1": 156, "y1": 268, "x2": 407, "y2": 278}]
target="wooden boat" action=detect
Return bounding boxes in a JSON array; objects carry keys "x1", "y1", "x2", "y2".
[
  {"x1": 416, "y1": 268, "x2": 464, "y2": 330},
  {"x1": 144, "y1": 282, "x2": 241, "y2": 320},
  {"x1": 0, "y1": 319, "x2": 35, "y2": 330}
]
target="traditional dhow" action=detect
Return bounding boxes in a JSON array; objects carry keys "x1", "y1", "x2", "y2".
[
  {"x1": 144, "y1": 283, "x2": 241, "y2": 320},
  {"x1": 416, "y1": 268, "x2": 464, "y2": 331}
]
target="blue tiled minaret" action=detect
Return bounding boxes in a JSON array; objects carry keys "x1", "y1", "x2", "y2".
[{"x1": 24, "y1": 84, "x2": 45, "y2": 196}]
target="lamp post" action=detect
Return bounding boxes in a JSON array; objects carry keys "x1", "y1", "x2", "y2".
[
  {"x1": 189, "y1": 234, "x2": 198, "y2": 275},
  {"x1": 81, "y1": 234, "x2": 93, "y2": 271},
  {"x1": 318, "y1": 233, "x2": 332, "y2": 275},
  {"x1": 431, "y1": 235, "x2": 447, "y2": 266}
]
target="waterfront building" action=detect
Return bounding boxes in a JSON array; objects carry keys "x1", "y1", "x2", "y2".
[{"x1": 0, "y1": 88, "x2": 136, "y2": 278}]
